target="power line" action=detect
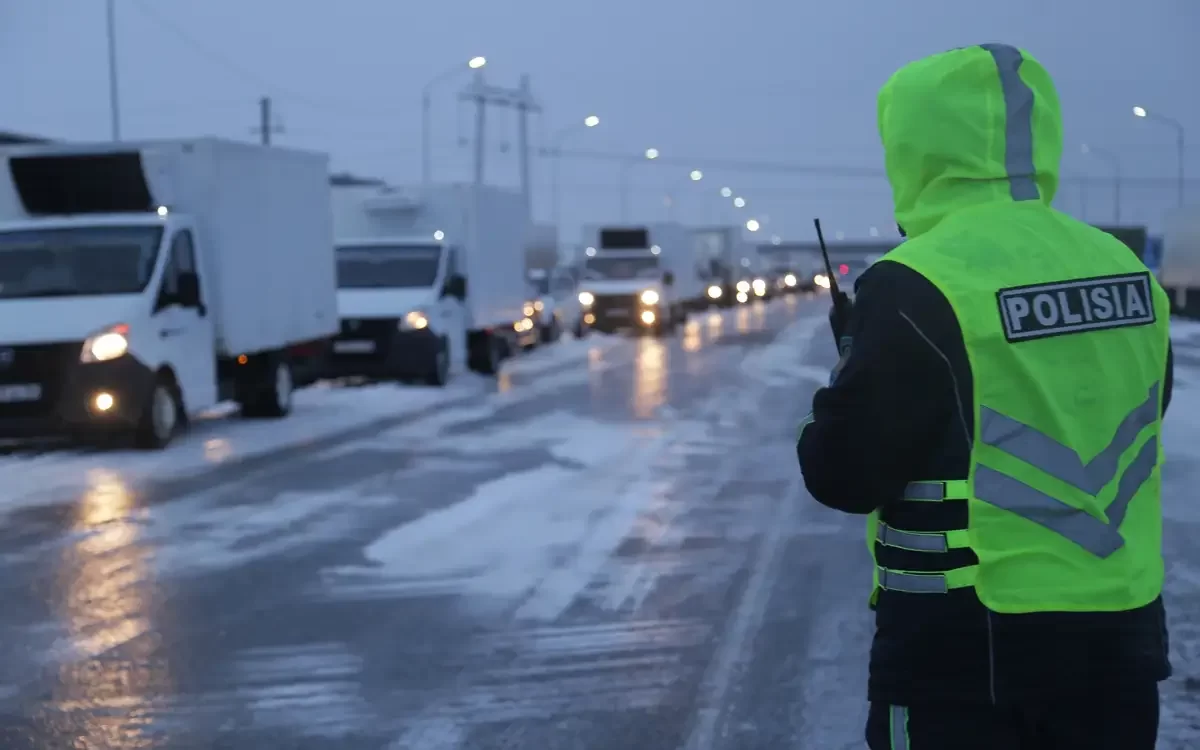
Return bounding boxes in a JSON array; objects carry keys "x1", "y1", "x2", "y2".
[
  {"x1": 126, "y1": 0, "x2": 395, "y2": 116},
  {"x1": 549, "y1": 147, "x2": 1198, "y2": 189}
]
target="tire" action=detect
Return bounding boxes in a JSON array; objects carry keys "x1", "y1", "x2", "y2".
[
  {"x1": 425, "y1": 337, "x2": 450, "y2": 387},
  {"x1": 540, "y1": 316, "x2": 561, "y2": 344},
  {"x1": 134, "y1": 376, "x2": 182, "y2": 450},
  {"x1": 240, "y1": 358, "x2": 294, "y2": 418},
  {"x1": 470, "y1": 332, "x2": 504, "y2": 376}
]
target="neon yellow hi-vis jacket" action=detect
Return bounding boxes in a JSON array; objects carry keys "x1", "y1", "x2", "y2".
[{"x1": 865, "y1": 44, "x2": 1170, "y2": 614}]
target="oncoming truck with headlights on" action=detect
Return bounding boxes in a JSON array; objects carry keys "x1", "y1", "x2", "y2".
[
  {"x1": 326, "y1": 182, "x2": 537, "y2": 382},
  {"x1": 0, "y1": 138, "x2": 339, "y2": 448},
  {"x1": 576, "y1": 223, "x2": 700, "y2": 335}
]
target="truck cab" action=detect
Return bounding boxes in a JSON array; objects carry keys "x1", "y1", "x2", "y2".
[
  {"x1": 329, "y1": 237, "x2": 465, "y2": 385},
  {"x1": 576, "y1": 224, "x2": 696, "y2": 335}
]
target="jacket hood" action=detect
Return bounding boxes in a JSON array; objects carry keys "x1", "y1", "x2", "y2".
[{"x1": 877, "y1": 44, "x2": 1063, "y2": 238}]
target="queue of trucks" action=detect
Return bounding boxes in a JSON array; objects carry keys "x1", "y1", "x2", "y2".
[{"x1": 0, "y1": 137, "x2": 791, "y2": 450}]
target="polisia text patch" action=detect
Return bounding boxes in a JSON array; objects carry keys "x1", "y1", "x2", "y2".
[{"x1": 996, "y1": 272, "x2": 1156, "y2": 343}]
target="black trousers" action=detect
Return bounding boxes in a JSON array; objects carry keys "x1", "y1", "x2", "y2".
[{"x1": 865, "y1": 683, "x2": 1159, "y2": 749}]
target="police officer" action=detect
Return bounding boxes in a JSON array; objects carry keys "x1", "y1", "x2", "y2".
[{"x1": 797, "y1": 44, "x2": 1174, "y2": 749}]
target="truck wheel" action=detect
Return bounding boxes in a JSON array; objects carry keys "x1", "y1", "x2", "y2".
[
  {"x1": 425, "y1": 337, "x2": 450, "y2": 387},
  {"x1": 134, "y1": 377, "x2": 181, "y2": 450},
  {"x1": 540, "y1": 317, "x2": 560, "y2": 344},
  {"x1": 468, "y1": 332, "x2": 503, "y2": 376},
  {"x1": 240, "y1": 358, "x2": 293, "y2": 418}
]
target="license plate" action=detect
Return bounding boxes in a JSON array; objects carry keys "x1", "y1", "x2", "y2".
[
  {"x1": 606, "y1": 308, "x2": 629, "y2": 318},
  {"x1": 334, "y1": 340, "x2": 376, "y2": 354},
  {"x1": 0, "y1": 384, "x2": 41, "y2": 402}
]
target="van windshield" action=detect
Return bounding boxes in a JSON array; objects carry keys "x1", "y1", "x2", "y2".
[
  {"x1": 0, "y1": 225, "x2": 163, "y2": 299},
  {"x1": 337, "y1": 244, "x2": 442, "y2": 289},
  {"x1": 582, "y1": 255, "x2": 660, "y2": 280}
]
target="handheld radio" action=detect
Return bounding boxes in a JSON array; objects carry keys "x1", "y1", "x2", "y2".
[{"x1": 813, "y1": 218, "x2": 853, "y2": 346}]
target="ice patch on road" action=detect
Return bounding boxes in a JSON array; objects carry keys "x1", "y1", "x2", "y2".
[
  {"x1": 739, "y1": 313, "x2": 828, "y2": 386},
  {"x1": 335, "y1": 421, "x2": 672, "y2": 620},
  {"x1": 501, "y1": 331, "x2": 625, "y2": 376}
]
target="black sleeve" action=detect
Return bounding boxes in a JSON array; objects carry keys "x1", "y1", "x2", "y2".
[
  {"x1": 1163, "y1": 341, "x2": 1173, "y2": 417},
  {"x1": 796, "y1": 261, "x2": 961, "y2": 514}
]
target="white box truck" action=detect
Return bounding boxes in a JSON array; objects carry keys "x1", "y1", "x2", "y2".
[
  {"x1": 691, "y1": 225, "x2": 750, "y2": 307},
  {"x1": 0, "y1": 137, "x2": 338, "y2": 448},
  {"x1": 326, "y1": 182, "x2": 536, "y2": 382},
  {"x1": 1158, "y1": 205, "x2": 1200, "y2": 312},
  {"x1": 576, "y1": 223, "x2": 703, "y2": 335}
]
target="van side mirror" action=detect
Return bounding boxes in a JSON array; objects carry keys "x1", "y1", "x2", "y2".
[
  {"x1": 443, "y1": 273, "x2": 466, "y2": 300},
  {"x1": 662, "y1": 271, "x2": 675, "y2": 286},
  {"x1": 177, "y1": 272, "x2": 201, "y2": 308}
]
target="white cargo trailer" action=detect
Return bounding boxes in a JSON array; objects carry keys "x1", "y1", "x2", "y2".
[
  {"x1": 327, "y1": 182, "x2": 536, "y2": 381},
  {"x1": 0, "y1": 137, "x2": 338, "y2": 448},
  {"x1": 1158, "y1": 205, "x2": 1200, "y2": 310}
]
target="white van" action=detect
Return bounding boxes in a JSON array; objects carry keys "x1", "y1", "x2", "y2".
[
  {"x1": 0, "y1": 138, "x2": 338, "y2": 448},
  {"x1": 326, "y1": 183, "x2": 536, "y2": 382}
]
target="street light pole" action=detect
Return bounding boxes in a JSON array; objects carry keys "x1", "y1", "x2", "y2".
[
  {"x1": 1081, "y1": 144, "x2": 1122, "y2": 223},
  {"x1": 1133, "y1": 106, "x2": 1187, "y2": 207},
  {"x1": 106, "y1": 0, "x2": 121, "y2": 141},
  {"x1": 422, "y1": 56, "x2": 486, "y2": 188},
  {"x1": 549, "y1": 115, "x2": 600, "y2": 230}
]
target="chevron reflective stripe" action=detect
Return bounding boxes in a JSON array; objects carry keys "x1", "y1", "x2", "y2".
[
  {"x1": 979, "y1": 384, "x2": 1159, "y2": 495},
  {"x1": 976, "y1": 384, "x2": 1160, "y2": 557},
  {"x1": 976, "y1": 435, "x2": 1158, "y2": 558}
]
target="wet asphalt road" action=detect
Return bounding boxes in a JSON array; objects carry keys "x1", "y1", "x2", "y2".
[
  {"x1": 0, "y1": 295, "x2": 859, "y2": 749},
  {"x1": 1, "y1": 296, "x2": 1198, "y2": 749}
]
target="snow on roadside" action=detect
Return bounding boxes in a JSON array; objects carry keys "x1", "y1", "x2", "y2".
[
  {"x1": 0, "y1": 382, "x2": 473, "y2": 507},
  {"x1": 0, "y1": 334, "x2": 632, "y2": 505}
]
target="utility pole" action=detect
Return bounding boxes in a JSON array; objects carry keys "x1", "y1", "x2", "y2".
[
  {"x1": 105, "y1": 0, "x2": 121, "y2": 141},
  {"x1": 458, "y1": 72, "x2": 542, "y2": 219},
  {"x1": 251, "y1": 96, "x2": 284, "y2": 145}
]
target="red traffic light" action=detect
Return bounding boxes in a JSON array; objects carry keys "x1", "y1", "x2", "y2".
[{"x1": 838, "y1": 264, "x2": 849, "y2": 275}]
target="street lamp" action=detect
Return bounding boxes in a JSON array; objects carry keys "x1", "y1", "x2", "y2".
[
  {"x1": 1080, "y1": 143, "x2": 1122, "y2": 222},
  {"x1": 549, "y1": 114, "x2": 601, "y2": 229},
  {"x1": 422, "y1": 56, "x2": 488, "y2": 187},
  {"x1": 645, "y1": 148, "x2": 660, "y2": 160},
  {"x1": 733, "y1": 196, "x2": 746, "y2": 208},
  {"x1": 1133, "y1": 105, "x2": 1186, "y2": 206},
  {"x1": 746, "y1": 219, "x2": 760, "y2": 232},
  {"x1": 690, "y1": 170, "x2": 703, "y2": 181},
  {"x1": 720, "y1": 186, "x2": 733, "y2": 198}
]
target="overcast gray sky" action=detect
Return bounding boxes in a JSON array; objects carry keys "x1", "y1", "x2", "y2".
[{"x1": 2, "y1": 1, "x2": 1196, "y2": 242}]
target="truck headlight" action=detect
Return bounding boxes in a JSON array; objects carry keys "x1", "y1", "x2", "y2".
[
  {"x1": 578, "y1": 291, "x2": 594, "y2": 306},
  {"x1": 640, "y1": 289, "x2": 659, "y2": 305},
  {"x1": 707, "y1": 285, "x2": 723, "y2": 299},
  {"x1": 784, "y1": 274, "x2": 797, "y2": 287},
  {"x1": 736, "y1": 280, "x2": 750, "y2": 293},
  {"x1": 400, "y1": 310, "x2": 429, "y2": 330},
  {"x1": 81, "y1": 324, "x2": 130, "y2": 363}
]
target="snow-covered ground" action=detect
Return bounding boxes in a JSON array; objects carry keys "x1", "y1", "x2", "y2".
[{"x1": 0, "y1": 332, "x2": 629, "y2": 503}]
